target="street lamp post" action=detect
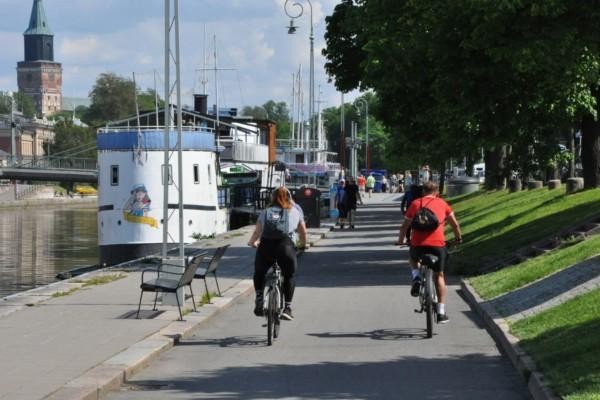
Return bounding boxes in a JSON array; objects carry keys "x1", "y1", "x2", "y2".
[
  {"x1": 285, "y1": 0, "x2": 314, "y2": 163},
  {"x1": 355, "y1": 98, "x2": 369, "y2": 171}
]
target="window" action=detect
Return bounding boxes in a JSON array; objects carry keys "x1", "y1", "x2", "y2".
[
  {"x1": 207, "y1": 164, "x2": 212, "y2": 184},
  {"x1": 193, "y1": 164, "x2": 199, "y2": 184},
  {"x1": 162, "y1": 164, "x2": 173, "y2": 185},
  {"x1": 110, "y1": 165, "x2": 119, "y2": 186}
]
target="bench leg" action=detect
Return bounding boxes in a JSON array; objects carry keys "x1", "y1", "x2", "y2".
[
  {"x1": 213, "y1": 272, "x2": 222, "y2": 297},
  {"x1": 153, "y1": 291, "x2": 159, "y2": 311},
  {"x1": 136, "y1": 290, "x2": 144, "y2": 319},
  {"x1": 204, "y1": 279, "x2": 211, "y2": 304},
  {"x1": 188, "y1": 284, "x2": 197, "y2": 312},
  {"x1": 176, "y1": 291, "x2": 183, "y2": 321}
]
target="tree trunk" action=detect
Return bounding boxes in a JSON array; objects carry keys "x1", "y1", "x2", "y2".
[
  {"x1": 439, "y1": 160, "x2": 446, "y2": 195},
  {"x1": 465, "y1": 153, "x2": 474, "y2": 176},
  {"x1": 581, "y1": 113, "x2": 600, "y2": 188},
  {"x1": 484, "y1": 145, "x2": 507, "y2": 190}
]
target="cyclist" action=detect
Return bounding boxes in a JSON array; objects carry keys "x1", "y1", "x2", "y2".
[
  {"x1": 247, "y1": 187, "x2": 308, "y2": 321},
  {"x1": 397, "y1": 181, "x2": 462, "y2": 324}
]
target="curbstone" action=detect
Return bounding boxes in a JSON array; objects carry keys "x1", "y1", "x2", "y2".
[
  {"x1": 528, "y1": 372, "x2": 562, "y2": 400},
  {"x1": 461, "y1": 280, "x2": 559, "y2": 400}
]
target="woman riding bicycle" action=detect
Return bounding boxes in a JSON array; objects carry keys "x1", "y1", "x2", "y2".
[{"x1": 247, "y1": 187, "x2": 307, "y2": 321}]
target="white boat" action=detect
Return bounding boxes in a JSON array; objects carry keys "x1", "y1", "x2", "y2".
[{"x1": 96, "y1": 125, "x2": 228, "y2": 266}]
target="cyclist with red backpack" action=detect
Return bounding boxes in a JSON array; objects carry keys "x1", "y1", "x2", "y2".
[
  {"x1": 248, "y1": 187, "x2": 308, "y2": 321},
  {"x1": 397, "y1": 181, "x2": 462, "y2": 323}
]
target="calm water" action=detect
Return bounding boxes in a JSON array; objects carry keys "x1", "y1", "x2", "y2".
[{"x1": 0, "y1": 207, "x2": 98, "y2": 298}]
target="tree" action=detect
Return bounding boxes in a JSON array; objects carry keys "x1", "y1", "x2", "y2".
[
  {"x1": 323, "y1": 0, "x2": 600, "y2": 187},
  {"x1": 86, "y1": 72, "x2": 136, "y2": 126},
  {"x1": 242, "y1": 100, "x2": 291, "y2": 139},
  {"x1": 51, "y1": 119, "x2": 97, "y2": 159},
  {"x1": 0, "y1": 91, "x2": 36, "y2": 118}
]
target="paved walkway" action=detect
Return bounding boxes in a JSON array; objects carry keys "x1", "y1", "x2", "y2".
[
  {"x1": 105, "y1": 194, "x2": 529, "y2": 400},
  {"x1": 0, "y1": 223, "x2": 329, "y2": 400},
  {"x1": 486, "y1": 254, "x2": 600, "y2": 322}
]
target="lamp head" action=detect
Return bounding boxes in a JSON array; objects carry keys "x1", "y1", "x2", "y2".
[{"x1": 287, "y1": 19, "x2": 298, "y2": 34}]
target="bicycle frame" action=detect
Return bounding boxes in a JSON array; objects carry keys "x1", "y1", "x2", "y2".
[
  {"x1": 414, "y1": 257, "x2": 438, "y2": 338},
  {"x1": 264, "y1": 262, "x2": 284, "y2": 345}
]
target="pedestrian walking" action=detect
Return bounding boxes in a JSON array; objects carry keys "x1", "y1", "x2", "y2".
[
  {"x1": 366, "y1": 173, "x2": 375, "y2": 198},
  {"x1": 382, "y1": 175, "x2": 388, "y2": 193},
  {"x1": 335, "y1": 179, "x2": 348, "y2": 228},
  {"x1": 357, "y1": 174, "x2": 366, "y2": 196},
  {"x1": 344, "y1": 176, "x2": 361, "y2": 229}
]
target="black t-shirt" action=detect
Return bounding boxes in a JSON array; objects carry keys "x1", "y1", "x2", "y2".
[{"x1": 345, "y1": 183, "x2": 359, "y2": 204}]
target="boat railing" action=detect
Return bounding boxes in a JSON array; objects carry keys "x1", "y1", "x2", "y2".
[{"x1": 98, "y1": 126, "x2": 215, "y2": 134}]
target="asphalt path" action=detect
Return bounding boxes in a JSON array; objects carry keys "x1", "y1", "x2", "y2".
[{"x1": 107, "y1": 193, "x2": 530, "y2": 400}]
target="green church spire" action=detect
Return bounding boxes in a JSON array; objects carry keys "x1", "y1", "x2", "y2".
[{"x1": 24, "y1": 0, "x2": 53, "y2": 36}]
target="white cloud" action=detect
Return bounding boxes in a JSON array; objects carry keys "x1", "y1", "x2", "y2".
[{"x1": 0, "y1": 0, "x2": 361, "y2": 111}]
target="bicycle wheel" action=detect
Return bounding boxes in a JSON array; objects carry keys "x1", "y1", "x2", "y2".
[
  {"x1": 267, "y1": 289, "x2": 277, "y2": 346},
  {"x1": 425, "y1": 268, "x2": 434, "y2": 338},
  {"x1": 273, "y1": 288, "x2": 282, "y2": 339}
]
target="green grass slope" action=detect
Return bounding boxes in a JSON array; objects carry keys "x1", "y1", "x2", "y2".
[
  {"x1": 448, "y1": 188, "x2": 600, "y2": 275},
  {"x1": 511, "y1": 289, "x2": 600, "y2": 400},
  {"x1": 470, "y1": 234, "x2": 600, "y2": 299}
]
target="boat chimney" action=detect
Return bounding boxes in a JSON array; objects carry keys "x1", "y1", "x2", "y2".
[{"x1": 193, "y1": 94, "x2": 208, "y2": 114}]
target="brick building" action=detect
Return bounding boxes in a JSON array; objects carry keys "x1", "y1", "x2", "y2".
[{"x1": 16, "y1": 0, "x2": 62, "y2": 117}]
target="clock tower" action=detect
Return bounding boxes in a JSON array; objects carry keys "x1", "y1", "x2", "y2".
[{"x1": 17, "y1": 0, "x2": 62, "y2": 117}]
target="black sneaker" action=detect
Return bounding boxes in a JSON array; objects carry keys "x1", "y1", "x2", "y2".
[
  {"x1": 281, "y1": 307, "x2": 294, "y2": 321},
  {"x1": 410, "y1": 277, "x2": 422, "y2": 297},
  {"x1": 253, "y1": 297, "x2": 263, "y2": 317},
  {"x1": 437, "y1": 313, "x2": 449, "y2": 324}
]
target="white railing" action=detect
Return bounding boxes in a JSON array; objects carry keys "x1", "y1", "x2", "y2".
[{"x1": 221, "y1": 142, "x2": 268, "y2": 163}]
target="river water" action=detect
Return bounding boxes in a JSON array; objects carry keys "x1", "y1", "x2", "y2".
[{"x1": 0, "y1": 206, "x2": 98, "y2": 298}]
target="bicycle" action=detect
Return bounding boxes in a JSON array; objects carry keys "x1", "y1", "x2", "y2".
[
  {"x1": 263, "y1": 261, "x2": 284, "y2": 346},
  {"x1": 414, "y1": 253, "x2": 439, "y2": 339}
]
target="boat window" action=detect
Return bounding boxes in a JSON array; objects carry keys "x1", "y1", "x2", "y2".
[
  {"x1": 162, "y1": 164, "x2": 173, "y2": 185},
  {"x1": 208, "y1": 164, "x2": 212, "y2": 184},
  {"x1": 110, "y1": 165, "x2": 119, "y2": 186},
  {"x1": 193, "y1": 164, "x2": 199, "y2": 184}
]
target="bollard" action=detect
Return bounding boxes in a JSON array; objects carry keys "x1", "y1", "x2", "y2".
[
  {"x1": 566, "y1": 177, "x2": 584, "y2": 194},
  {"x1": 508, "y1": 178, "x2": 522, "y2": 193},
  {"x1": 547, "y1": 180, "x2": 561, "y2": 190},
  {"x1": 527, "y1": 180, "x2": 543, "y2": 190}
]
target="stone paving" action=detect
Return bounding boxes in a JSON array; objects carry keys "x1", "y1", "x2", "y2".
[
  {"x1": 486, "y1": 255, "x2": 600, "y2": 322},
  {"x1": 0, "y1": 222, "x2": 331, "y2": 400}
]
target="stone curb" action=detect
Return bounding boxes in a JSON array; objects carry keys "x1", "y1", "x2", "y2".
[
  {"x1": 41, "y1": 224, "x2": 332, "y2": 400},
  {"x1": 43, "y1": 279, "x2": 254, "y2": 400},
  {"x1": 460, "y1": 280, "x2": 561, "y2": 400}
]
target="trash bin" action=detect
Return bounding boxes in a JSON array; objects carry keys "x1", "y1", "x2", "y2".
[
  {"x1": 446, "y1": 177, "x2": 480, "y2": 197},
  {"x1": 293, "y1": 187, "x2": 321, "y2": 228}
]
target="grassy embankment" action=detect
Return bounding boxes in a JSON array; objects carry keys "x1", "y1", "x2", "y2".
[
  {"x1": 450, "y1": 188, "x2": 600, "y2": 400},
  {"x1": 448, "y1": 187, "x2": 600, "y2": 275},
  {"x1": 512, "y1": 289, "x2": 600, "y2": 400}
]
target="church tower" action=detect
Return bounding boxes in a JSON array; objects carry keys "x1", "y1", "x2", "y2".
[{"x1": 17, "y1": 0, "x2": 62, "y2": 117}]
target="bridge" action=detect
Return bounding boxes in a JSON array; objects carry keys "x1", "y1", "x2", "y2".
[{"x1": 0, "y1": 156, "x2": 98, "y2": 183}]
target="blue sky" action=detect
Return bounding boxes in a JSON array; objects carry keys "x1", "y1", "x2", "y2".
[{"x1": 0, "y1": 0, "x2": 358, "y2": 111}]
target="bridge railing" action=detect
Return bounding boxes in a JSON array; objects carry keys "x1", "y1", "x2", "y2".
[{"x1": 1, "y1": 156, "x2": 98, "y2": 171}]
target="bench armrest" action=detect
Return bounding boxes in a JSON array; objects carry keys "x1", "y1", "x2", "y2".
[{"x1": 141, "y1": 268, "x2": 159, "y2": 282}]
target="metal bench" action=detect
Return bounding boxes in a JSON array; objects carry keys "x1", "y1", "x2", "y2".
[
  {"x1": 137, "y1": 253, "x2": 206, "y2": 320},
  {"x1": 194, "y1": 244, "x2": 230, "y2": 303}
]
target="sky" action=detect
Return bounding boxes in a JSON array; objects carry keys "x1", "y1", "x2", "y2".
[{"x1": 0, "y1": 0, "x2": 358, "y2": 113}]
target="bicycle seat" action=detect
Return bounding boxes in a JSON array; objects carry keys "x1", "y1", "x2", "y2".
[{"x1": 420, "y1": 254, "x2": 438, "y2": 267}]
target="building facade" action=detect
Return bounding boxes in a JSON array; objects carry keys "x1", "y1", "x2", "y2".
[{"x1": 16, "y1": 0, "x2": 62, "y2": 117}]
